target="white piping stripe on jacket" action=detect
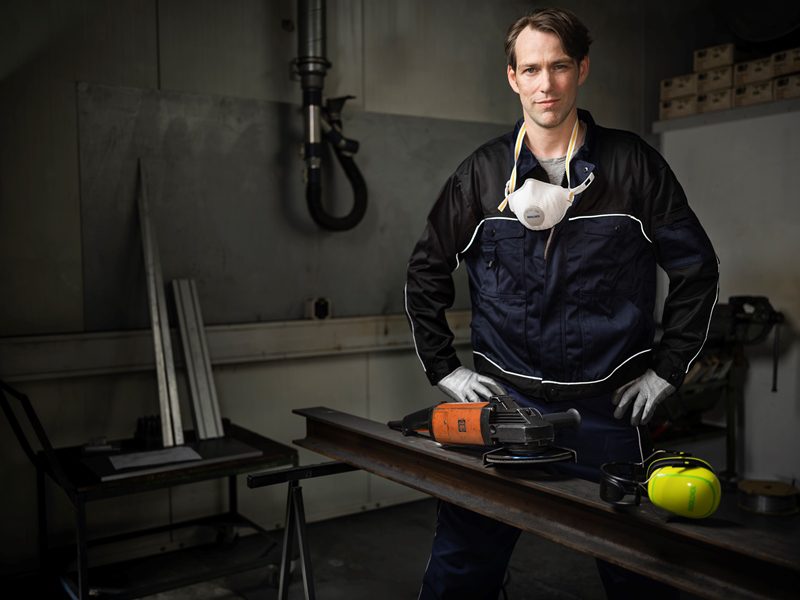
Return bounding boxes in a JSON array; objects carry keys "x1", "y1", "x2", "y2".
[
  {"x1": 683, "y1": 264, "x2": 719, "y2": 373},
  {"x1": 458, "y1": 214, "x2": 651, "y2": 269},
  {"x1": 566, "y1": 215, "x2": 719, "y2": 376},
  {"x1": 404, "y1": 283, "x2": 427, "y2": 372},
  {"x1": 454, "y1": 216, "x2": 518, "y2": 270},
  {"x1": 473, "y1": 348, "x2": 653, "y2": 386},
  {"x1": 568, "y1": 213, "x2": 653, "y2": 244},
  {"x1": 408, "y1": 214, "x2": 716, "y2": 378},
  {"x1": 404, "y1": 216, "x2": 517, "y2": 372}
]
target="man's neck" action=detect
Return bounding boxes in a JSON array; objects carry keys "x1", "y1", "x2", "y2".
[{"x1": 524, "y1": 111, "x2": 579, "y2": 159}]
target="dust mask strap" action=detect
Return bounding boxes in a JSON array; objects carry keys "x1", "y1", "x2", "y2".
[{"x1": 498, "y1": 118, "x2": 585, "y2": 212}]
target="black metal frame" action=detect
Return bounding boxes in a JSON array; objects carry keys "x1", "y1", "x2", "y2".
[
  {"x1": 0, "y1": 380, "x2": 297, "y2": 599},
  {"x1": 247, "y1": 461, "x2": 358, "y2": 600}
]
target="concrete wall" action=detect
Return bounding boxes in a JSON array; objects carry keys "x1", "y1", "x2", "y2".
[{"x1": 1, "y1": 0, "x2": 744, "y2": 572}]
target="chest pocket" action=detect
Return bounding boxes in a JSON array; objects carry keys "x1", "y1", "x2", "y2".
[
  {"x1": 476, "y1": 220, "x2": 525, "y2": 298},
  {"x1": 571, "y1": 216, "x2": 649, "y2": 296}
]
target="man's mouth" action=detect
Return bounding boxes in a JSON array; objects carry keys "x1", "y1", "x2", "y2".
[{"x1": 537, "y1": 98, "x2": 559, "y2": 107}]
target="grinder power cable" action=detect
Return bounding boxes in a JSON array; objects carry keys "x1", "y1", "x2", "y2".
[{"x1": 388, "y1": 395, "x2": 580, "y2": 466}]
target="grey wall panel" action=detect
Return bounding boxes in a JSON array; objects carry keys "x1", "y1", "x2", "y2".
[
  {"x1": 0, "y1": 0, "x2": 83, "y2": 82},
  {"x1": 363, "y1": 0, "x2": 526, "y2": 124},
  {"x1": 158, "y1": 0, "x2": 363, "y2": 108},
  {"x1": 661, "y1": 111, "x2": 800, "y2": 481},
  {"x1": 78, "y1": 83, "x2": 505, "y2": 330},
  {"x1": 0, "y1": 0, "x2": 158, "y2": 336},
  {"x1": 362, "y1": 0, "x2": 661, "y2": 134},
  {"x1": 0, "y1": 62, "x2": 84, "y2": 335}
]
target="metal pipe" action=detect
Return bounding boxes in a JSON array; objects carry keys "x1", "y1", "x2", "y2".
[
  {"x1": 297, "y1": 0, "x2": 327, "y2": 80},
  {"x1": 295, "y1": 0, "x2": 367, "y2": 231}
]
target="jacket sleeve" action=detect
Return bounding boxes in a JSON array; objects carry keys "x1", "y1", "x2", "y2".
[
  {"x1": 646, "y1": 159, "x2": 719, "y2": 389},
  {"x1": 405, "y1": 171, "x2": 482, "y2": 385}
]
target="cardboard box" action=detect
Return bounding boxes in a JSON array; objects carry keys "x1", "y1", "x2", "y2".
[
  {"x1": 773, "y1": 74, "x2": 800, "y2": 101},
  {"x1": 694, "y1": 43, "x2": 735, "y2": 72},
  {"x1": 734, "y1": 58, "x2": 774, "y2": 86},
  {"x1": 698, "y1": 88, "x2": 732, "y2": 113},
  {"x1": 659, "y1": 95, "x2": 698, "y2": 120},
  {"x1": 733, "y1": 82, "x2": 773, "y2": 107},
  {"x1": 697, "y1": 66, "x2": 732, "y2": 94},
  {"x1": 660, "y1": 73, "x2": 698, "y2": 100},
  {"x1": 772, "y1": 48, "x2": 800, "y2": 77}
]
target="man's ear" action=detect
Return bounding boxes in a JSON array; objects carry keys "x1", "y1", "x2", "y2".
[
  {"x1": 578, "y1": 55, "x2": 590, "y2": 86},
  {"x1": 507, "y1": 64, "x2": 520, "y2": 94}
]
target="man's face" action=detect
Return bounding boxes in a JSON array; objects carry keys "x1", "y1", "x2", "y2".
[{"x1": 507, "y1": 27, "x2": 589, "y2": 130}]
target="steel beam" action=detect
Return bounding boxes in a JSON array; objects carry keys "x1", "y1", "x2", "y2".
[{"x1": 293, "y1": 407, "x2": 800, "y2": 600}]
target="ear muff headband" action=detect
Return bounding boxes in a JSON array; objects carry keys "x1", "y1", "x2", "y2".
[
  {"x1": 647, "y1": 455, "x2": 714, "y2": 479},
  {"x1": 599, "y1": 462, "x2": 644, "y2": 506}
]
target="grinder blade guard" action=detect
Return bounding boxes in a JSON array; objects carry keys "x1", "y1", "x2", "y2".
[{"x1": 388, "y1": 395, "x2": 581, "y2": 466}]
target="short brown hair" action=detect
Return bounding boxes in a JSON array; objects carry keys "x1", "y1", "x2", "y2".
[{"x1": 505, "y1": 8, "x2": 592, "y2": 69}]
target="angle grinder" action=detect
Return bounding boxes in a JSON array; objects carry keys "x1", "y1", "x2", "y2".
[{"x1": 387, "y1": 395, "x2": 580, "y2": 466}]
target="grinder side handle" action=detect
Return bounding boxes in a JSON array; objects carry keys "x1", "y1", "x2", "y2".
[{"x1": 542, "y1": 408, "x2": 581, "y2": 429}]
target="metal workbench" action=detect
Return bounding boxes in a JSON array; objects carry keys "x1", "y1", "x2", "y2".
[
  {"x1": 1, "y1": 380, "x2": 298, "y2": 600},
  {"x1": 293, "y1": 406, "x2": 800, "y2": 600},
  {"x1": 40, "y1": 420, "x2": 297, "y2": 599}
]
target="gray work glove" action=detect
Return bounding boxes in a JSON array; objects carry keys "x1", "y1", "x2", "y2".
[
  {"x1": 437, "y1": 366, "x2": 506, "y2": 403},
  {"x1": 612, "y1": 368, "x2": 676, "y2": 426}
]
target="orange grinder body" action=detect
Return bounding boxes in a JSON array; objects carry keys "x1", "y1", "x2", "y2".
[{"x1": 428, "y1": 401, "x2": 489, "y2": 445}]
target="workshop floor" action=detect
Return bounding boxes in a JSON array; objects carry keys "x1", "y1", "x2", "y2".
[{"x1": 143, "y1": 497, "x2": 606, "y2": 600}]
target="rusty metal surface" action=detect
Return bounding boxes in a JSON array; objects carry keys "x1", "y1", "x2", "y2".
[{"x1": 294, "y1": 406, "x2": 800, "y2": 600}]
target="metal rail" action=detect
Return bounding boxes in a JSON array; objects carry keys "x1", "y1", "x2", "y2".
[
  {"x1": 137, "y1": 160, "x2": 183, "y2": 446},
  {"x1": 293, "y1": 407, "x2": 800, "y2": 600},
  {"x1": 173, "y1": 279, "x2": 223, "y2": 439}
]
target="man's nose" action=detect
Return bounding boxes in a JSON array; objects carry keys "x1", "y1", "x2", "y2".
[{"x1": 540, "y1": 70, "x2": 554, "y2": 92}]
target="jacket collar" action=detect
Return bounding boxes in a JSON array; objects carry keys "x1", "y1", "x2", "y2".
[{"x1": 511, "y1": 108, "x2": 596, "y2": 185}]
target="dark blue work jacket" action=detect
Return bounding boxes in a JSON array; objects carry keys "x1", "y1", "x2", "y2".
[{"x1": 405, "y1": 109, "x2": 719, "y2": 400}]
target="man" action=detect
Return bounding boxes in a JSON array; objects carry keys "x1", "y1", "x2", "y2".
[{"x1": 404, "y1": 7, "x2": 719, "y2": 600}]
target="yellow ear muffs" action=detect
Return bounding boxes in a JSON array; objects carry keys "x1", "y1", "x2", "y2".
[
  {"x1": 646, "y1": 458, "x2": 721, "y2": 519},
  {"x1": 600, "y1": 452, "x2": 721, "y2": 518}
]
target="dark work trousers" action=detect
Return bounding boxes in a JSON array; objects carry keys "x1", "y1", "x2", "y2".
[{"x1": 418, "y1": 387, "x2": 681, "y2": 600}]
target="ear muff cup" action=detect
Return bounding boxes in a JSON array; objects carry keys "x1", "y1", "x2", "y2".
[
  {"x1": 647, "y1": 459, "x2": 721, "y2": 519},
  {"x1": 600, "y1": 453, "x2": 721, "y2": 518}
]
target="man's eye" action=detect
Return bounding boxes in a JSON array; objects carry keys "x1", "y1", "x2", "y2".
[{"x1": 524, "y1": 67, "x2": 538, "y2": 74}]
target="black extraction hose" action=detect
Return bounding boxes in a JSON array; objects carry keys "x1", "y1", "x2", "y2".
[
  {"x1": 307, "y1": 140, "x2": 367, "y2": 231},
  {"x1": 296, "y1": 0, "x2": 367, "y2": 231}
]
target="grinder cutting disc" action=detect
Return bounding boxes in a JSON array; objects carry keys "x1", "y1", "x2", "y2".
[{"x1": 483, "y1": 445, "x2": 576, "y2": 466}]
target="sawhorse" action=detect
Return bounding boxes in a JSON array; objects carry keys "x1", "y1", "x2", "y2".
[{"x1": 247, "y1": 461, "x2": 359, "y2": 600}]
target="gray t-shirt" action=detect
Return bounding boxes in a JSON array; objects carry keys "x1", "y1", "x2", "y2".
[
  {"x1": 535, "y1": 122, "x2": 585, "y2": 186},
  {"x1": 538, "y1": 155, "x2": 567, "y2": 186}
]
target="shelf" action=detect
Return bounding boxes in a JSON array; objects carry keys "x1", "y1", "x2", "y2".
[
  {"x1": 652, "y1": 97, "x2": 800, "y2": 133},
  {"x1": 58, "y1": 527, "x2": 281, "y2": 599}
]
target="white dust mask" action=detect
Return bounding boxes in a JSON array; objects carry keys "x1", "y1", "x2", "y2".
[{"x1": 498, "y1": 119, "x2": 594, "y2": 231}]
